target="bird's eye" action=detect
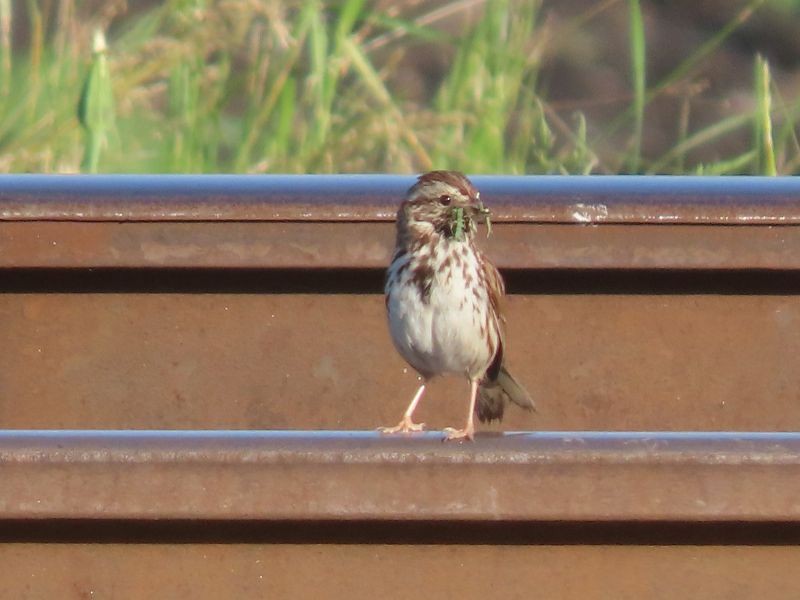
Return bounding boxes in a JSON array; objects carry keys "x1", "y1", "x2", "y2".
[{"x1": 438, "y1": 195, "x2": 452, "y2": 206}]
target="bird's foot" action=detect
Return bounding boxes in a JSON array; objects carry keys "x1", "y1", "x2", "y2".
[
  {"x1": 378, "y1": 418, "x2": 426, "y2": 434},
  {"x1": 442, "y1": 426, "x2": 475, "y2": 442}
]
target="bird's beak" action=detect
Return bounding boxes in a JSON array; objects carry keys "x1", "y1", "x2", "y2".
[
  {"x1": 471, "y1": 196, "x2": 492, "y2": 237},
  {"x1": 466, "y1": 193, "x2": 489, "y2": 216}
]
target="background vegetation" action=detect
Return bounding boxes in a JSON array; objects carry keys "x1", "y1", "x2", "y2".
[{"x1": 3, "y1": 0, "x2": 800, "y2": 174}]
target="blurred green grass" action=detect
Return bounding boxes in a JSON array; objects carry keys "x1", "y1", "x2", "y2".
[{"x1": 1, "y1": 0, "x2": 799, "y2": 174}]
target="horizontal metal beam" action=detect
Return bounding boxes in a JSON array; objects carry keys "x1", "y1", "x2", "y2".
[
  {"x1": 3, "y1": 431, "x2": 800, "y2": 522},
  {"x1": 3, "y1": 221, "x2": 800, "y2": 270},
  {"x1": 2, "y1": 175, "x2": 800, "y2": 224}
]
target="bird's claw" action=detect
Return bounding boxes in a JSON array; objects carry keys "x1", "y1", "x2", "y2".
[
  {"x1": 378, "y1": 419, "x2": 426, "y2": 434},
  {"x1": 442, "y1": 426, "x2": 474, "y2": 442}
]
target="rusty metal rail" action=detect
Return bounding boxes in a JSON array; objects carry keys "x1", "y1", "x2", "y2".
[
  {"x1": 2, "y1": 430, "x2": 800, "y2": 522},
  {"x1": 2, "y1": 174, "x2": 800, "y2": 223},
  {"x1": 2, "y1": 175, "x2": 800, "y2": 433},
  {"x1": 2, "y1": 175, "x2": 800, "y2": 270},
  {"x1": 4, "y1": 175, "x2": 800, "y2": 597}
]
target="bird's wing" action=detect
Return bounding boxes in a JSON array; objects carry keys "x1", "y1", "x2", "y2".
[
  {"x1": 481, "y1": 254, "x2": 505, "y2": 323},
  {"x1": 480, "y1": 253, "x2": 507, "y2": 382}
]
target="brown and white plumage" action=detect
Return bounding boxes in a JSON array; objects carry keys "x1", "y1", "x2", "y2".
[{"x1": 381, "y1": 170, "x2": 535, "y2": 441}]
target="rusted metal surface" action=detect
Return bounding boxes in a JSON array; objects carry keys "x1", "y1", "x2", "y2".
[
  {"x1": 2, "y1": 174, "x2": 800, "y2": 224},
  {"x1": 4, "y1": 221, "x2": 800, "y2": 269},
  {"x1": 2, "y1": 431, "x2": 800, "y2": 521},
  {"x1": 4, "y1": 175, "x2": 800, "y2": 270},
  {"x1": 3, "y1": 175, "x2": 800, "y2": 597},
  {"x1": 2, "y1": 287, "x2": 800, "y2": 431},
  {"x1": 3, "y1": 540, "x2": 799, "y2": 599}
]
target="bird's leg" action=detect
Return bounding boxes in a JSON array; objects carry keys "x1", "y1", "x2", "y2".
[
  {"x1": 379, "y1": 383, "x2": 427, "y2": 433},
  {"x1": 443, "y1": 379, "x2": 478, "y2": 441}
]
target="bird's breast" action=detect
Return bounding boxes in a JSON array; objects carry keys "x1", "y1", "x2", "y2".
[{"x1": 385, "y1": 239, "x2": 499, "y2": 379}]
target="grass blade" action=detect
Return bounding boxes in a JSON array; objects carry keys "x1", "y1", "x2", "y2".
[
  {"x1": 754, "y1": 54, "x2": 776, "y2": 176},
  {"x1": 647, "y1": 112, "x2": 751, "y2": 173},
  {"x1": 77, "y1": 29, "x2": 115, "y2": 173},
  {"x1": 604, "y1": 0, "x2": 765, "y2": 143},
  {"x1": 627, "y1": 0, "x2": 645, "y2": 173},
  {"x1": 0, "y1": 0, "x2": 10, "y2": 102}
]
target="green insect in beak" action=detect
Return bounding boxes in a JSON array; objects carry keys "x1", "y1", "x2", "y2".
[
  {"x1": 449, "y1": 201, "x2": 492, "y2": 242},
  {"x1": 452, "y1": 206, "x2": 465, "y2": 241}
]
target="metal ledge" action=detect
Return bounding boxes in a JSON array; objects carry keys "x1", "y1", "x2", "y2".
[
  {"x1": 2, "y1": 431, "x2": 800, "y2": 522},
  {"x1": 4, "y1": 221, "x2": 800, "y2": 269},
  {"x1": 4, "y1": 175, "x2": 800, "y2": 270},
  {"x1": 2, "y1": 175, "x2": 800, "y2": 224}
]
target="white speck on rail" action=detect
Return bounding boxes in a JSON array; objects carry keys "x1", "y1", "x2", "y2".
[{"x1": 570, "y1": 203, "x2": 609, "y2": 223}]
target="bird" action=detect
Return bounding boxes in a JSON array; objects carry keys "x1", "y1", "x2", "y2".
[{"x1": 380, "y1": 170, "x2": 535, "y2": 441}]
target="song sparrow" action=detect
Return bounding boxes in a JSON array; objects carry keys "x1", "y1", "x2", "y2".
[{"x1": 381, "y1": 170, "x2": 535, "y2": 441}]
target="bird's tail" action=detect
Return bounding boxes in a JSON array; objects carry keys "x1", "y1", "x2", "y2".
[{"x1": 476, "y1": 366, "x2": 535, "y2": 423}]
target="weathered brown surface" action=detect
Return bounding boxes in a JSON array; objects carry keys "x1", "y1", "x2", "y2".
[
  {"x1": 1, "y1": 179, "x2": 799, "y2": 430},
  {"x1": 2, "y1": 540, "x2": 799, "y2": 600},
  {"x1": 2, "y1": 174, "x2": 800, "y2": 223},
  {"x1": 4, "y1": 221, "x2": 800, "y2": 269},
  {"x1": 1, "y1": 540, "x2": 797, "y2": 600},
  {"x1": 1, "y1": 290, "x2": 799, "y2": 431},
  {"x1": 1, "y1": 431, "x2": 799, "y2": 521},
  {"x1": 3, "y1": 175, "x2": 800, "y2": 598}
]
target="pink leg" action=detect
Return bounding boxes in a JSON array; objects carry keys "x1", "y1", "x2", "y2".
[
  {"x1": 379, "y1": 383, "x2": 427, "y2": 434},
  {"x1": 443, "y1": 379, "x2": 478, "y2": 441}
]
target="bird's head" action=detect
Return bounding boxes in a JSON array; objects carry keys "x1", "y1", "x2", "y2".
[{"x1": 397, "y1": 170, "x2": 490, "y2": 243}]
